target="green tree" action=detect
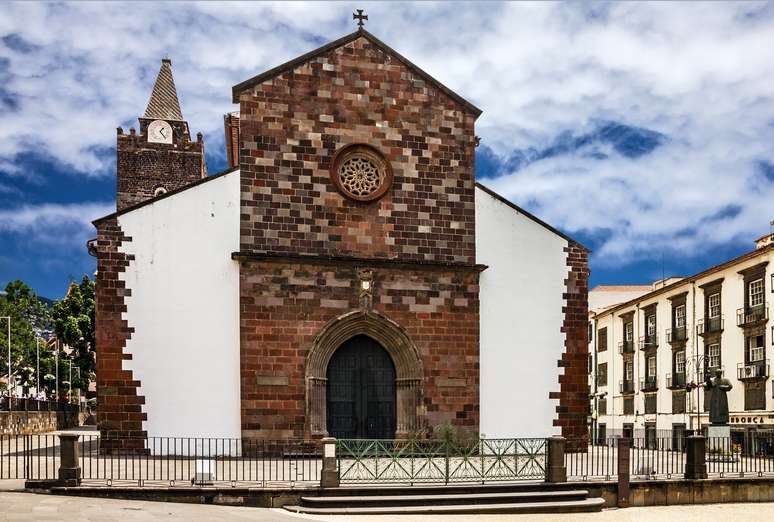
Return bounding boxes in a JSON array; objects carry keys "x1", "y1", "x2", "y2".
[
  {"x1": 0, "y1": 279, "x2": 52, "y2": 393},
  {"x1": 51, "y1": 275, "x2": 95, "y2": 392}
]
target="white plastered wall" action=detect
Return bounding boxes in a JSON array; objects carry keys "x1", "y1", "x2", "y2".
[
  {"x1": 476, "y1": 186, "x2": 569, "y2": 438},
  {"x1": 118, "y1": 171, "x2": 241, "y2": 442}
]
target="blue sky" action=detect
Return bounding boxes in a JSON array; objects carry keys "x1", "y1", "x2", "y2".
[{"x1": 1, "y1": 2, "x2": 773, "y2": 299}]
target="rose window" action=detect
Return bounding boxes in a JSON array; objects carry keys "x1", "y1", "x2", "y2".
[{"x1": 330, "y1": 144, "x2": 392, "y2": 202}]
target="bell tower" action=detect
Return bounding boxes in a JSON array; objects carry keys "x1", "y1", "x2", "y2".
[{"x1": 115, "y1": 58, "x2": 207, "y2": 211}]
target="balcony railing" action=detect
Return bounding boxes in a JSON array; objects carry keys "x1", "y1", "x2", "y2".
[
  {"x1": 697, "y1": 316, "x2": 723, "y2": 335},
  {"x1": 666, "y1": 372, "x2": 686, "y2": 389},
  {"x1": 639, "y1": 376, "x2": 658, "y2": 392},
  {"x1": 666, "y1": 327, "x2": 687, "y2": 343},
  {"x1": 619, "y1": 380, "x2": 635, "y2": 394},
  {"x1": 618, "y1": 340, "x2": 635, "y2": 354},
  {"x1": 638, "y1": 334, "x2": 658, "y2": 350},
  {"x1": 737, "y1": 305, "x2": 768, "y2": 327},
  {"x1": 737, "y1": 360, "x2": 770, "y2": 380}
]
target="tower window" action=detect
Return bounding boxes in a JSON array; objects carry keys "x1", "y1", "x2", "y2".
[{"x1": 154, "y1": 187, "x2": 168, "y2": 197}]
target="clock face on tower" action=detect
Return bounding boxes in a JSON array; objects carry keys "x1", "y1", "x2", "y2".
[{"x1": 147, "y1": 119, "x2": 173, "y2": 144}]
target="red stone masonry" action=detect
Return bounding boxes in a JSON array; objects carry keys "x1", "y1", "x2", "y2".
[
  {"x1": 235, "y1": 32, "x2": 483, "y2": 440},
  {"x1": 116, "y1": 122, "x2": 206, "y2": 211},
  {"x1": 238, "y1": 259, "x2": 480, "y2": 439},
  {"x1": 94, "y1": 217, "x2": 146, "y2": 453},
  {"x1": 237, "y1": 34, "x2": 478, "y2": 264},
  {"x1": 553, "y1": 240, "x2": 590, "y2": 450}
]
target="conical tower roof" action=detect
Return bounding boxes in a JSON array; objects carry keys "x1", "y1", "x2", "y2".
[{"x1": 144, "y1": 58, "x2": 184, "y2": 121}]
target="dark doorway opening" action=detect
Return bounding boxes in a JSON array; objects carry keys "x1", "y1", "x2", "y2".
[{"x1": 326, "y1": 335, "x2": 396, "y2": 439}]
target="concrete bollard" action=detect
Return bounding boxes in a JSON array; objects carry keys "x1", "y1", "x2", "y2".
[
  {"x1": 545, "y1": 436, "x2": 567, "y2": 483},
  {"x1": 685, "y1": 435, "x2": 708, "y2": 479},
  {"x1": 617, "y1": 437, "x2": 630, "y2": 508},
  {"x1": 58, "y1": 434, "x2": 81, "y2": 486},
  {"x1": 320, "y1": 437, "x2": 340, "y2": 488}
]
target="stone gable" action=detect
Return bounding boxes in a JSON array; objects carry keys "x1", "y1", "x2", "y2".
[{"x1": 237, "y1": 34, "x2": 479, "y2": 264}]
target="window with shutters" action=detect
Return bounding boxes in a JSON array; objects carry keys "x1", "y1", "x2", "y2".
[
  {"x1": 646, "y1": 314, "x2": 656, "y2": 336},
  {"x1": 598, "y1": 398, "x2": 607, "y2": 415},
  {"x1": 625, "y1": 360, "x2": 633, "y2": 381},
  {"x1": 672, "y1": 391, "x2": 686, "y2": 414},
  {"x1": 748, "y1": 334, "x2": 765, "y2": 363},
  {"x1": 597, "y1": 363, "x2": 608, "y2": 387},
  {"x1": 647, "y1": 356, "x2": 657, "y2": 377},
  {"x1": 749, "y1": 278, "x2": 764, "y2": 308},
  {"x1": 598, "y1": 327, "x2": 608, "y2": 352},
  {"x1": 745, "y1": 381, "x2": 766, "y2": 410},
  {"x1": 624, "y1": 397, "x2": 634, "y2": 415},
  {"x1": 707, "y1": 343, "x2": 721, "y2": 368},
  {"x1": 708, "y1": 293, "x2": 721, "y2": 318},
  {"x1": 645, "y1": 394, "x2": 657, "y2": 414},
  {"x1": 675, "y1": 304, "x2": 686, "y2": 328},
  {"x1": 675, "y1": 351, "x2": 685, "y2": 373}
]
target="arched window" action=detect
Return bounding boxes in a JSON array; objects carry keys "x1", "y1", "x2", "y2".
[{"x1": 153, "y1": 186, "x2": 168, "y2": 197}]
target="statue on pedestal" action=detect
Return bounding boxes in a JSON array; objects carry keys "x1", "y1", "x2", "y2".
[{"x1": 705, "y1": 368, "x2": 732, "y2": 425}]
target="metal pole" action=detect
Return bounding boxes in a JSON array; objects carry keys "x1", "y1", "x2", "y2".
[
  {"x1": 36, "y1": 337, "x2": 40, "y2": 397},
  {"x1": 2, "y1": 317, "x2": 11, "y2": 397},
  {"x1": 55, "y1": 340, "x2": 59, "y2": 402},
  {"x1": 68, "y1": 358, "x2": 72, "y2": 403}
]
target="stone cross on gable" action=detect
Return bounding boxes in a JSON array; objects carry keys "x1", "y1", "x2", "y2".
[{"x1": 353, "y1": 9, "x2": 368, "y2": 28}]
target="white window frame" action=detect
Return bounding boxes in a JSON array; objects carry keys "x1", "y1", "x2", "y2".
[
  {"x1": 749, "y1": 278, "x2": 764, "y2": 308},
  {"x1": 748, "y1": 334, "x2": 765, "y2": 362},
  {"x1": 707, "y1": 343, "x2": 720, "y2": 369},
  {"x1": 675, "y1": 351, "x2": 685, "y2": 373},
  {"x1": 647, "y1": 356, "x2": 657, "y2": 377},
  {"x1": 625, "y1": 322, "x2": 633, "y2": 342},
  {"x1": 708, "y1": 293, "x2": 721, "y2": 318},
  {"x1": 646, "y1": 314, "x2": 656, "y2": 336},
  {"x1": 625, "y1": 361, "x2": 633, "y2": 381},
  {"x1": 675, "y1": 305, "x2": 686, "y2": 328}
]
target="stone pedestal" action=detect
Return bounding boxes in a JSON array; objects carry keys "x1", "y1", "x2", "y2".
[
  {"x1": 684, "y1": 435, "x2": 707, "y2": 480},
  {"x1": 707, "y1": 425, "x2": 731, "y2": 451},
  {"x1": 545, "y1": 436, "x2": 567, "y2": 483},
  {"x1": 58, "y1": 434, "x2": 81, "y2": 486},
  {"x1": 320, "y1": 437, "x2": 340, "y2": 488}
]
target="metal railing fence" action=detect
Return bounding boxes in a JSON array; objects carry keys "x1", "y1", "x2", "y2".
[
  {"x1": 0, "y1": 397, "x2": 80, "y2": 413},
  {"x1": 336, "y1": 438, "x2": 547, "y2": 484}
]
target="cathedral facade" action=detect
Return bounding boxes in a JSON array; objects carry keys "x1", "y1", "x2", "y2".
[{"x1": 92, "y1": 27, "x2": 589, "y2": 452}]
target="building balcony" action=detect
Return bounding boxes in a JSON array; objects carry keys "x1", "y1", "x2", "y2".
[
  {"x1": 737, "y1": 305, "x2": 768, "y2": 328},
  {"x1": 619, "y1": 380, "x2": 635, "y2": 394},
  {"x1": 640, "y1": 376, "x2": 658, "y2": 392},
  {"x1": 697, "y1": 316, "x2": 723, "y2": 336},
  {"x1": 618, "y1": 340, "x2": 635, "y2": 354},
  {"x1": 666, "y1": 327, "x2": 687, "y2": 344},
  {"x1": 666, "y1": 372, "x2": 686, "y2": 389},
  {"x1": 638, "y1": 334, "x2": 658, "y2": 350},
  {"x1": 737, "y1": 360, "x2": 769, "y2": 380}
]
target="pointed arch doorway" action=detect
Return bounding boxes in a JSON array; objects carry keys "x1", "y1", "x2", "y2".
[
  {"x1": 306, "y1": 310, "x2": 423, "y2": 439},
  {"x1": 326, "y1": 335, "x2": 396, "y2": 439}
]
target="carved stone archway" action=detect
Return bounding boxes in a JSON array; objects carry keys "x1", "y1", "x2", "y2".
[{"x1": 306, "y1": 310, "x2": 424, "y2": 438}]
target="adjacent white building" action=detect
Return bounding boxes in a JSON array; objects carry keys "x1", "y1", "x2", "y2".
[{"x1": 589, "y1": 235, "x2": 774, "y2": 450}]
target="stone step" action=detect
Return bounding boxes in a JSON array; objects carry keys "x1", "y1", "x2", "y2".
[
  {"x1": 315, "y1": 482, "x2": 585, "y2": 496},
  {"x1": 299, "y1": 489, "x2": 589, "y2": 507},
  {"x1": 283, "y1": 497, "x2": 606, "y2": 515}
]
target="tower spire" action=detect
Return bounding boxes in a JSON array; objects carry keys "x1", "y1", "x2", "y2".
[{"x1": 144, "y1": 58, "x2": 184, "y2": 121}]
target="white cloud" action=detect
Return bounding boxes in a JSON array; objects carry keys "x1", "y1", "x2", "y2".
[
  {"x1": 0, "y1": 2, "x2": 772, "y2": 266},
  {"x1": 0, "y1": 202, "x2": 112, "y2": 248}
]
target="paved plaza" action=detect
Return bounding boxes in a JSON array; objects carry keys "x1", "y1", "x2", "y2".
[{"x1": 2, "y1": 492, "x2": 774, "y2": 521}]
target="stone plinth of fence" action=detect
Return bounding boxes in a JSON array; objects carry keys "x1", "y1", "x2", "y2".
[
  {"x1": 321, "y1": 437, "x2": 339, "y2": 488},
  {"x1": 545, "y1": 436, "x2": 567, "y2": 483},
  {"x1": 58, "y1": 434, "x2": 81, "y2": 486},
  {"x1": 617, "y1": 437, "x2": 630, "y2": 508},
  {"x1": 685, "y1": 435, "x2": 707, "y2": 479}
]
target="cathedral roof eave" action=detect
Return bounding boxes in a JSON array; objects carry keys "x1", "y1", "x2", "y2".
[
  {"x1": 231, "y1": 28, "x2": 482, "y2": 118},
  {"x1": 92, "y1": 166, "x2": 240, "y2": 226}
]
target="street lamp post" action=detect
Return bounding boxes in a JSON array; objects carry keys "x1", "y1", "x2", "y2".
[
  {"x1": 55, "y1": 340, "x2": 59, "y2": 402},
  {"x1": 1, "y1": 317, "x2": 10, "y2": 396},
  {"x1": 36, "y1": 337, "x2": 40, "y2": 397}
]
